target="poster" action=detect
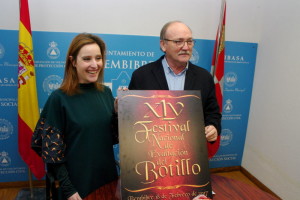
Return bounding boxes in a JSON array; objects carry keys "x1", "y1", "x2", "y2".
[{"x1": 118, "y1": 90, "x2": 212, "y2": 199}]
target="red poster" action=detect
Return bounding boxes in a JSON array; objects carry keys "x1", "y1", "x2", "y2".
[{"x1": 118, "y1": 90, "x2": 212, "y2": 200}]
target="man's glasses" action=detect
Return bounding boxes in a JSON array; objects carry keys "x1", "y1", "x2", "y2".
[{"x1": 163, "y1": 39, "x2": 196, "y2": 47}]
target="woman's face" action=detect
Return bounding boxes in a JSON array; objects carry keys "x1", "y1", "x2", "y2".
[{"x1": 73, "y1": 43, "x2": 103, "y2": 84}]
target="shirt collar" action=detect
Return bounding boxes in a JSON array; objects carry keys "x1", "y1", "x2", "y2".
[{"x1": 162, "y1": 57, "x2": 189, "y2": 76}]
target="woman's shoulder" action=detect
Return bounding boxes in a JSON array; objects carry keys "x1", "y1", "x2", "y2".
[
  {"x1": 46, "y1": 89, "x2": 68, "y2": 102},
  {"x1": 49, "y1": 89, "x2": 65, "y2": 97},
  {"x1": 102, "y1": 85, "x2": 113, "y2": 93}
]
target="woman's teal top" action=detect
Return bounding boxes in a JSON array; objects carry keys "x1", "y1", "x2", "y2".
[{"x1": 32, "y1": 83, "x2": 118, "y2": 199}]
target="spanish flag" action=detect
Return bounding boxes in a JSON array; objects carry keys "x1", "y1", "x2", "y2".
[
  {"x1": 208, "y1": 0, "x2": 226, "y2": 158},
  {"x1": 18, "y1": 0, "x2": 45, "y2": 179}
]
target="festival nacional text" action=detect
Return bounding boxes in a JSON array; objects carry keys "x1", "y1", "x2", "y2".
[{"x1": 132, "y1": 99, "x2": 201, "y2": 184}]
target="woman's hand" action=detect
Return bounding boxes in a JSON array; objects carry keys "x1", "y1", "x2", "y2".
[{"x1": 114, "y1": 87, "x2": 128, "y2": 113}]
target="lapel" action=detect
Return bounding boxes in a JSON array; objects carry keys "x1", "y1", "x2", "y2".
[
  {"x1": 184, "y1": 63, "x2": 196, "y2": 90},
  {"x1": 151, "y1": 56, "x2": 169, "y2": 90}
]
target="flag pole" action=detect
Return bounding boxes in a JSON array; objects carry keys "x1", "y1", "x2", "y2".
[
  {"x1": 28, "y1": 168, "x2": 34, "y2": 198},
  {"x1": 211, "y1": 0, "x2": 226, "y2": 75},
  {"x1": 215, "y1": 0, "x2": 226, "y2": 64}
]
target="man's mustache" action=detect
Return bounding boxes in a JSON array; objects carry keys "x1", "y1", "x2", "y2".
[{"x1": 178, "y1": 51, "x2": 191, "y2": 55}]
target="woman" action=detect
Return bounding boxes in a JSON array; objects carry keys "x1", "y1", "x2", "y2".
[{"x1": 32, "y1": 33, "x2": 119, "y2": 200}]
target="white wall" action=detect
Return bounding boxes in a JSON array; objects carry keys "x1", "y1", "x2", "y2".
[
  {"x1": 1, "y1": 0, "x2": 261, "y2": 42},
  {"x1": 243, "y1": 0, "x2": 300, "y2": 199},
  {"x1": 1, "y1": 0, "x2": 299, "y2": 199}
]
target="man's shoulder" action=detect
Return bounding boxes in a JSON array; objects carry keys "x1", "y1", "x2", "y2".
[
  {"x1": 133, "y1": 58, "x2": 161, "y2": 73},
  {"x1": 189, "y1": 63, "x2": 211, "y2": 75}
]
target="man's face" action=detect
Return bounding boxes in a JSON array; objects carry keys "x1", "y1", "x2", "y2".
[{"x1": 160, "y1": 22, "x2": 194, "y2": 68}]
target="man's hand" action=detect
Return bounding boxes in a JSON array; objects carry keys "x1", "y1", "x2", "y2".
[
  {"x1": 205, "y1": 125, "x2": 218, "y2": 142},
  {"x1": 68, "y1": 192, "x2": 82, "y2": 200},
  {"x1": 193, "y1": 194, "x2": 212, "y2": 200}
]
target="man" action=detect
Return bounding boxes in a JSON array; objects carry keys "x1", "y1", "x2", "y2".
[{"x1": 128, "y1": 21, "x2": 221, "y2": 156}]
